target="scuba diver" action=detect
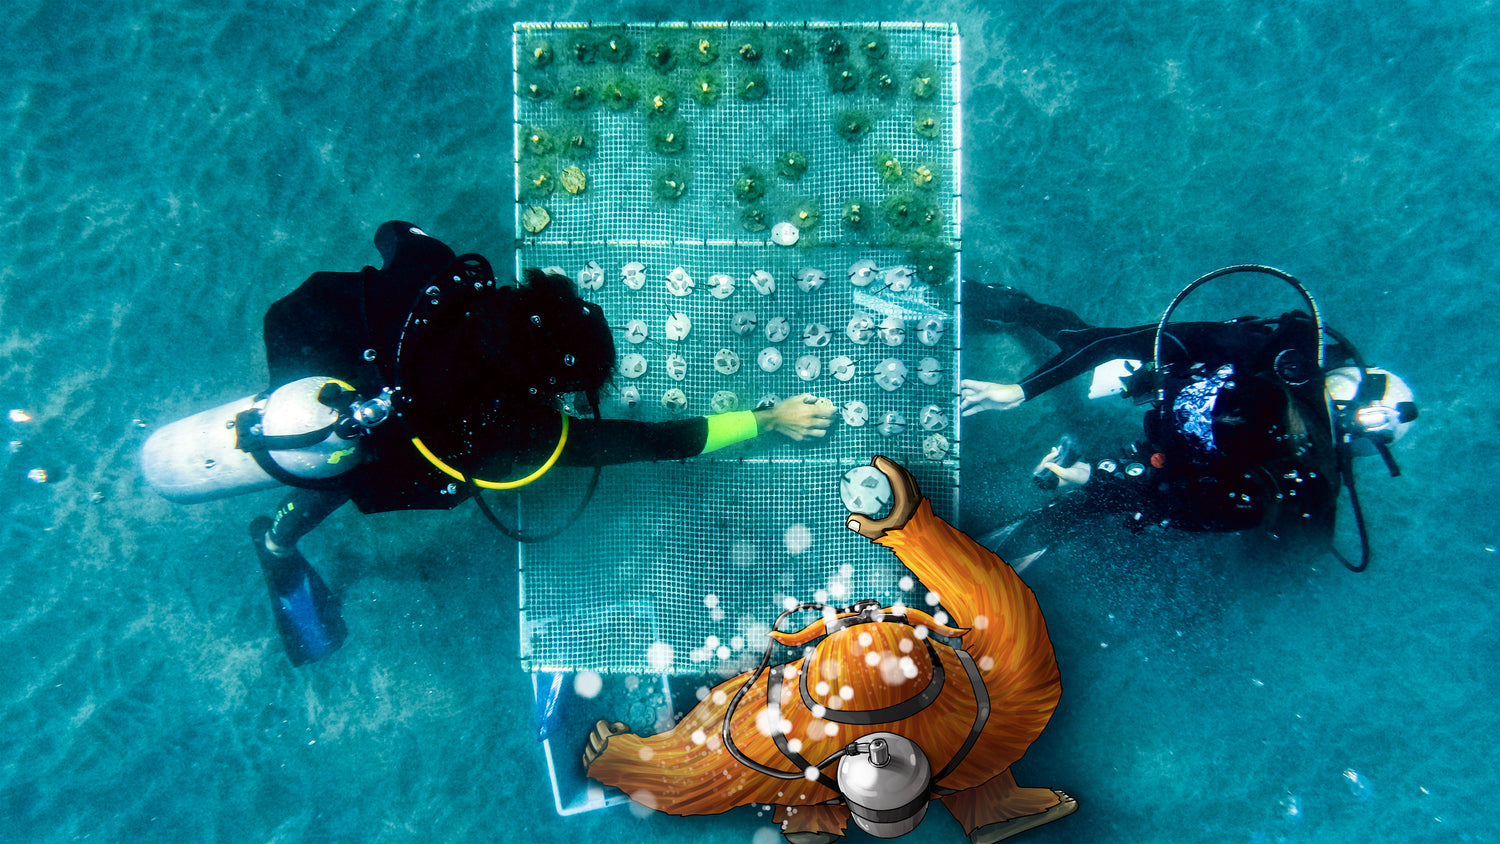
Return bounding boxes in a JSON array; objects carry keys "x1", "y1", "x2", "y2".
[
  {"x1": 142, "y1": 221, "x2": 834, "y2": 665},
  {"x1": 958, "y1": 265, "x2": 1417, "y2": 571},
  {"x1": 581, "y1": 456, "x2": 1074, "y2": 844}
]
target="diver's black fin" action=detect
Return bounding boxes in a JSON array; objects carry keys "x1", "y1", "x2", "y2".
[{"x1": 250, "y1": 517, "x2": 347, "y2": 666}]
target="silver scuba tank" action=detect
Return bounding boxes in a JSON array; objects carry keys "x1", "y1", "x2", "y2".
[
  {"x1": 837, "y1": 732, "x2": 933, "y2": 838},
  {"x1": 141, "y1": 376, "x2": 364, "y2": 504}
]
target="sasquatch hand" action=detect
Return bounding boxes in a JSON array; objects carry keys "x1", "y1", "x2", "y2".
[
  {"x1": 582, "y1": 719, "x2": 631, "y2": 770},
  {"x1": 845, "y1": 455, "x2": 922, "y2": 539}
]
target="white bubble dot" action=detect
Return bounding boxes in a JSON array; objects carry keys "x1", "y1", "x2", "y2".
[
  {"x1": 646, "y1": 641, "x2": 675, "y2": 672},
  {"x1": 784, "y1": 523, "x2": 813, "y2": 555},
  {"x1": 628, "y1": 790, "x2": 659, "y2": 818},
  {"x1": 573, "y1": 671, "x2": 603, "y2": 699},
  {"x1": 898, "y1": 576, "x2": 914, "y2": 591}
]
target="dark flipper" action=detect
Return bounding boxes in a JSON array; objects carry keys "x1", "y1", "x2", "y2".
[{"x1": 250, "y1": 517, "x2": 347, "y2": 666}]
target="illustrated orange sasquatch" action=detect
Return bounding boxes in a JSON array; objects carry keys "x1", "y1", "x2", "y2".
[{"x1": 583, "y1": 456, "x2": 1076, "y2": 843}]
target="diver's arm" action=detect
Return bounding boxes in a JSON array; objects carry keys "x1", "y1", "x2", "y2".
[
  {"x1": 958, "y1": 381, "x2": 1025, "y2": 416},
  {"x1": 558, "y1": 394, "x2": 834, "y2": 466},
  {"x1": 751, "y1": 393, "x2": 834, "y2": 441}
]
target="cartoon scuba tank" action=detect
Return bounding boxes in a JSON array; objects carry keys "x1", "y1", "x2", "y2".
[
  {"x1": 141, "y1": 376, "x2": 381, "y2": 503},
  {"x1": 838, "y1": 733, "x2": 933, "y2": 838}
]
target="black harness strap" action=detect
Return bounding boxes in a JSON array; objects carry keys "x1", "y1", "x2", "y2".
[{"x1": 233, "y1": 407, "x2": 351, "y2": 491}]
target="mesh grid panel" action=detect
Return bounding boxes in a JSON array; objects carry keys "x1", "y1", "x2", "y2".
[{"x1": 514, "y1": 22, "x2": 962, "y2": 674}]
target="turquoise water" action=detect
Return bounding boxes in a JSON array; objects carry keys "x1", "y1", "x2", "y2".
[{"x1": 3, "y1": 1, "x2": 1495, "y2": 842}]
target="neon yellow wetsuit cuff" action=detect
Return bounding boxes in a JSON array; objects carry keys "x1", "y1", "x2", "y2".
[{"x1": 701, "y1": 410, "x2": 759, "y2": 454}]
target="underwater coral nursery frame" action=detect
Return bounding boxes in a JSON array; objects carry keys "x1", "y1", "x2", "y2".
[{"x1": 510, "y1": 21, "x2": 964, "y2": 678}]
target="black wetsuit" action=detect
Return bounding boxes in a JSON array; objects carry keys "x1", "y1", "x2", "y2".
[
  {"x1": 261, "y1": 221, "x2": 710, "y2": 542},
  {"x1": 969, "y1": 285, "x2": 1342, "y2": 549}
]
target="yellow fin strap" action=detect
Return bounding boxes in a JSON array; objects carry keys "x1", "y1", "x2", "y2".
[
  {"x1": 411, "y1": 413, "x2": 569, "y2": 490},
  {"x1": 701, "y1": 410, "x2": 759, "y2": 454}
]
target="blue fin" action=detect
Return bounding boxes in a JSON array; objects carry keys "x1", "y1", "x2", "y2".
[{"x1": 251, "y1": 517, "x2": 347, "y2": 666}]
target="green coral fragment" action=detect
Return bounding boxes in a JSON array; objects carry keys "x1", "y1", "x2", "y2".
[
  {"x1": 842, "y1": 198, "x2": 870, "y2": 230},
  {"x1": 911, "y1": 246, "x2": 956, "y2": 285},
  {"x1": 653, "y1": 164, "x2": 690, "y2": 200},
  {"x1": 691, "y1": 34, "x2": 720, "y2": 65},
  {"x1": 646, "y1": 87, "x2": 679, "y2": 119},
  {"x1": 834, "y1": 109, "x2": 875, "y2": 141},
  {"x1": 735, "y1": 35, "x2": 764, "y2": 62},
  {"x1": 912, "y1": 61, "x2": 939, "y2": 99},
  {"x1": 874, "y1": 150, "x2": 904, "y2": 182},
  {"x1": 518, "y1": 74, "x2": 554, "y2": 102},
  {"x1": 599, "y1": 75, "x2": 639, "y2": 111},
  {"x1": 911, "y1": 163, "x2": 938, "y2": 188},
  {"x1": 521, "y1": 164, "x2": 556, "y2": 200},
  {"x1": 690, "y1": 72, "x2": 721, "y2": 106},
  {"x1": 737, "y1": 71, "x2": 769, "y2": 101},
  {"x1": 789, "y1": 198, "x2": 821, "y2": 230},
  {"x1": 557, "y1": 123, "x2": 597, "y2": 158},
  {"x1": 884, "y1": 193, "x2": 943, "y2": 235},
  {"x1": 646, "y1": 39, "x2": 678, "y2": 73},
  {"x1": 868, "y1": 66, "x2": 899, "y2": 99},
  {"x1": 817, "y1": 31, "x2": 849, "y2": 64},
  {"x1": 828, "y1": 66, "x2": 860, "y2": 94},
  {"x1": 525, "y1": 40, "x2": 554, "y2": 69},
  {"x1": 566, "y1": 31, "x2": 598, "y2": 64},
  {"x1": 647, "y1": 119, "x2": 688, "y2": 155},
  {"x1": 775, "y1": 151, "x2": 809, "y2": 180},
  {"x1": 599, "y1": 29, "x2": 633, "y2": 62},
  {"x1": 520, "y1": 125, "x2": 553, "y2": 156},
  {"x1": 560, "y1": 78, "x2": 594, "y2": 110},
  {"x1": 859, "y1": 29, "x2": 890, "y2": 60},
  {"x1": 913, "y1": 108, "x2": 941, "y2": 139},
  {"x1": 774, "y1": 32, "x2": 807, "y2": 68},
  {"x1": 734, "y1": 165, "x2": 767, "y2": 203},
  {"x1": 741, "y1": 207, "x2": 769, "y2": 232}
]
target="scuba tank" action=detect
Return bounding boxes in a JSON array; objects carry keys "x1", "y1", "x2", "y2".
[
  {"x1": 838, "y1": 733, "x2": 933, "y2": 837},
  {"x1": 141, "y1": 375, "x2": 385, "y2": 503},
  {"x1": 1140, "y1": 265, "x2": 1415, "y2": 570}
]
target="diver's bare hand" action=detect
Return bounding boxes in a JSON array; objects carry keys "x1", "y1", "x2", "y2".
[
  {"x1": 1037, "y1": 447, "x2": 1092, "y2": 487},
  {"x1": 756, "y1": 394, "x2": 835, "y2": 441},
  {"x1": 846, "y1": 455, "x2": 923, "y2": 539},
  {"x1": 582, "y1": 719, "x2": 631, "y2": 770},
  {"x1": 959, "y1": 380, "x2": 1025, "y2": 416}
]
